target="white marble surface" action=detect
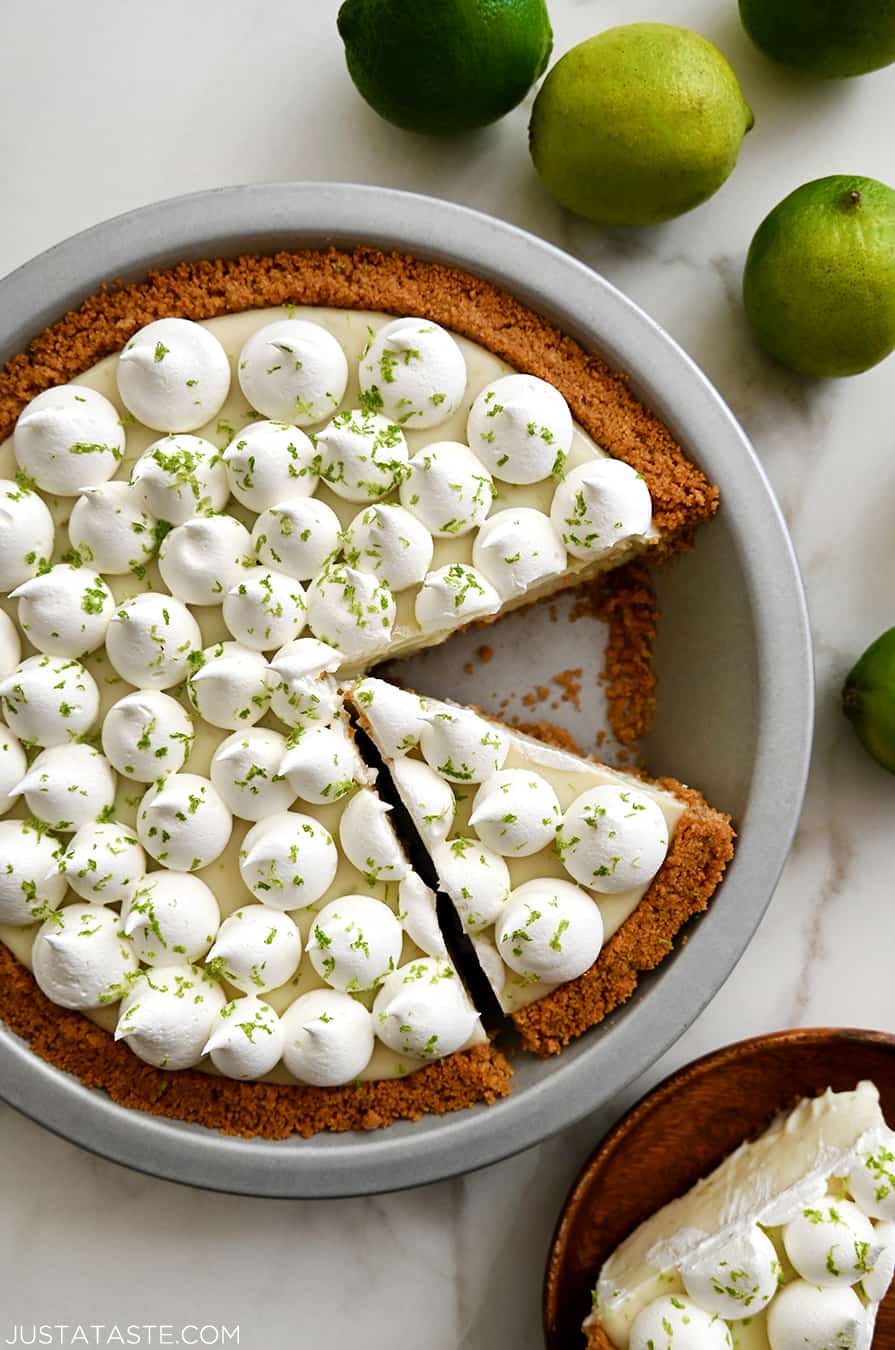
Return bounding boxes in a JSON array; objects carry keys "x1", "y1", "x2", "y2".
[{"x1": 2, "y1": 1, "x2": 894, "y2": 1346}]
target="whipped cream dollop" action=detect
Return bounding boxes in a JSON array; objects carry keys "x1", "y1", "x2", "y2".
[
  {"x1": 472, "y1": 507, "x2": 567, "y2": 600},
  {"x1": 495, "y1": 877, "x2": 603, "y2": 983},
  {"x1": 101, "y1": 690, "x2": 194, "y2": 781},
  {"x1": 557, "y1": 784, "x2": 669, "y2": 894},
  {"x1": 158, "y1": 514, "x2": 252, "y2": 605},
  {"x1": 765, "y1": 1281, "x2": 869, "y2": 1350},
  {"x1": 237, "y1": 319, "x2": 348, "y2": 425},
  {"x1": 0, "y1": 654, "x2": 99, "y2": 747},
  {"x1": 398, "y1": 871, "x2": 447, "y2": 960},
  {"x1": 117, "y1": 318, "x2": 231, "y2": 432},
  {"x1": 0, "y1": 478, "x2": 55, "y2": 590},
  {"x1": 391, "y1": 755, "x2": 456, "y2": 843},
  {"x1": 0, "y1": 607, "x2": 22, "y2": 677},
  {"x1": 251, "y1": 497, "x2": 342, "y2": 582},
  {"x1": 115, "y1": 963, "x2": 226, "y2": 1070},
  {"x1": 432, "y1": 837, "x2": 510, "y2": 932},
  {"x1": 67, "y1": 481, "x2": 158, "y2": 577},
  {"x1": 849, "y1": 1134, "x2": 895, "y2": 1220},
  {"x1": 121, "y1": 870, "x2": 220, "y2": 966},
  {"x1": 136, "y1": 772, "x2": 232, "y2": 870},
  {"x1": 268, "y1": 637, "x2": 342, "y2": 728},
  {"x1": 279, "y1": 721, "x2": 367, "y2": 805},
  {"x1": 469, "y1": 769, "x2": 561, "y2": 857},
  {"x1": 313, "y1": 408, "x2": 409, "y2": 501},
  {"x1": 359, "y1": 318, "x2": 466, "y2": 428},
  {"x1": 186, "y1": 641, "x2": 272, "y2": 730},
  {"x1": 352, "y1": 677, "x2": 424, "y2": 757},
  {"x1": 373, "y1": 958, "x2": 479, "y2": 1060},
  {"x1": 783, "y1": 1200, "x2": 878, "y2": 1288},
  {"x1": 13, "y1": 385, "x2": 124, "y2": 495},
  {"x1": 680, "y1": 1224, "x2": 780, "y2": 1320},
  {"x1": 861, "y1": 1219, "x2": 895, "y2": 1303},
  {"x1": 550, "y1": 458, "x2": 652, "y2": 560},
  {"x1": 307, "y1": 894, "x2": 404, "y2": 992},
  {"x1": 338, "y1": 787, "x2": 409, "y2": 884},
  {"x1": 11, "y1": 563, "x2": 114, "y2": 657},
  {"x1": 239, "y1": 810, "x2": 338, "y2": 909},
  {"x1": 222, "y1": 565, "x2": 307, "y2": 651},
  {"x1": 343, "y1": 502, "x2": 434, "y2": 592},
  {"x1": 630, "y1": 1295, "x2": 732, "y2": 1350},
  {"x1": 466, "y1": 373, "x2": 573, "y2": 484},
  {"x1": 12, "y1": 743, "x2": 116, "y2": 832},
  {"x1": 399, "y1": 442, "x2": 494, "y2": 538},
  {"x1": 305, "y1": 563, "x2": 396, "y2": 662},
  {"x1": 0, "y1": 818, "x2": 66, "y2": 925},
  {"x1": 57, "y1": 820, "x2": 146, "y2": 905},
  {"x1": 203, "y1": 995, "x2": 284, "y2": 1081},
  {"x1": 0, "y1": 722, "x2": 26, "y2": 816},
  {"x1": 32, "y1": 902, "x2": 138, "y2": 1010},
  {"x1": 280, "y1": 988, "x2": 375, "y2": 1087},
  {"x1": 223, "y1": 419, "x2": 318, "y2": 511},
  {"x1": 419, "y1": 706, "x2": 510, "y2": 783},
  {"x1": 130, "y1": 434, "x2": 229, "y2": 524},
  {"x1": 206, "y1": 904, "x2": 301, "y2": 994},
  {"x1": 415, "y1": 563, "x2": 501, "y2": 633},
  {"x1": 105, "y1": 592, "x2": 202, "y2": 690},
  {"x1": 210, "y1": 728, "x2": 296, "y2": 822}
]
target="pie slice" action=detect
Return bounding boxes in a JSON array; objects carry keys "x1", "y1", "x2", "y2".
[
  {"x1": 585, "y1": 1082, "x2": 895, "y2": 1350},
  {"x1": 350, "y1": 677, "x2": 734, "y2": 1052}
]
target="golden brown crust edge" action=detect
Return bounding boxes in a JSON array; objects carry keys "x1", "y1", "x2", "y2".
[
  {"x1": 512, "y1": 780, "x2": 736, "y2": 1055},
  {"x1": 0, "y1": 944, "x2": 511, "y2": 1138},
  {"x1": 0, "y1": 246, "x2": 718, "y2": 545},
  {"x1": 584, "y1": 1323, "x2": 616, "y2": 1350}
]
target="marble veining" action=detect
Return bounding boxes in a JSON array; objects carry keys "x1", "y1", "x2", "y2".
[{"x1": 1, "y1": 0, "x2": 894, "y2": 1346}]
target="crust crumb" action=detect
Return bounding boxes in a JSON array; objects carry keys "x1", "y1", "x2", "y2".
[{"x1": 552, "y1": 667, "x2": 583, "y2": 709}]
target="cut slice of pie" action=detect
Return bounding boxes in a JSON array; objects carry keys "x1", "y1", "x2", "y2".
[
  {"x1": 585, "y1": 1082, "x2": 895, "y2": 1350},
  {"x1": 350, "y1": 677, "x2": 734, "y2": 1053}
]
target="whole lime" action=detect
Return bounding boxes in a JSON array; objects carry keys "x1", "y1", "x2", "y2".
[
  {"x1": 528, "y1": 24, "x2": 753, "y2": 228},
  {"x1": 843, "y1": 628, "x2": 895, "y2": 773},
  {"x1": 740, "y1": 0, "x2": 895, "y2": 79},
  {"x1": 743, "y1": 176, "x2": 895, "y2": 378},
  {"x1": 337, "y1": 0, "x2": 553, "y2": 135}
]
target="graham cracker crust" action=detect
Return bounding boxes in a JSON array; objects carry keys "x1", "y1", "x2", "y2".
[
  {"x1": 0, "y1": 246, "x2": 717, "y2": 549},
  {"x1": 584, "y1": 1324, "x2": 615, "y2": 1350},
  {"x1": 512, "y1": 779, "x2": 735, "y2": 1055}
]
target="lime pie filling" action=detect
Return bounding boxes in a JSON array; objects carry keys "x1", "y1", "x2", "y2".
[{"x1": 0, "y1": 303, "x2": 665, "y2": 1093}]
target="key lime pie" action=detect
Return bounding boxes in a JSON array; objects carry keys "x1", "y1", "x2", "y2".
[
  {"x1": 0, "y1": 248, "x2": 731, "y2": 1136},
  {"x1": 585, "y1": 1082, "x2": 895, "y2": 1350}
]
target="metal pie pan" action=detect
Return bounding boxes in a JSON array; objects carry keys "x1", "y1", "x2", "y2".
[{"x1": 0, "y1": 183, "x2": 813, "y2": 1197}]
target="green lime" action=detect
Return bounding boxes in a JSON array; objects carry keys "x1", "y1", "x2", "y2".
[
  {"x1": 743, "y1": 176, "x2": 895, "y2": 378},
  {"x1": 528, "y1": 23, "x2": 753, "y2": 228},
  {"x1": 843, "y1": 628, "x2": 895, "y2": 773},
  {"x1": 337, "y1": 0, "x2": 553, "y2": 135},
  {"x1": 739, "y1": 0, "x2": 895, "y2": 79}
]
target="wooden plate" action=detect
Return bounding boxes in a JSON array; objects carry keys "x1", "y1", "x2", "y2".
[{"x1": 544, "y1": 1029, "x2": 895, "y2": 1348}]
